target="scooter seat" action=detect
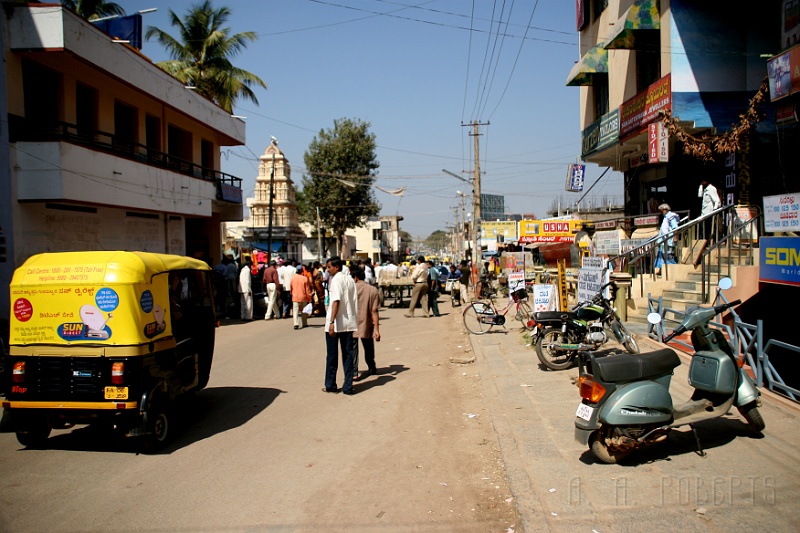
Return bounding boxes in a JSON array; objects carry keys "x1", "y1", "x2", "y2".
[{"x1": 593, "y1": 349, "x2": 681, "y2": 383}]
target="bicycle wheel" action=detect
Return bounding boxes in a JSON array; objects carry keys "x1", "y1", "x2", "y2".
[
  {"x1": 463, "y1": 301, "x2": 495, "y2": 335},
  {"x1": 515, "y1": 301, "x2": 534, "y2": 331}
]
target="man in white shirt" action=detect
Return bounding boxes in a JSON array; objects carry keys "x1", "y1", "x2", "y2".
[
  {"x1": 698, "y1": 178, "x2": 721, "y2": 241},
  {"x1": 323, "y1": 257, "x2": 359, "y2": 395},
  {"x1": 279, "y1": 259, "x2": 295, "y2": 319}
]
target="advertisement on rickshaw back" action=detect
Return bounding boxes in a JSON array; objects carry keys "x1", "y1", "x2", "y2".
[{"x1": 10, "y1": 263, "x2": 172, "y2": 346}]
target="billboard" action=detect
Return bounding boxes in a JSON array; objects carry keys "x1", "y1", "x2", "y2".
[
  {"x1": 481, "y1": 194, "x2": 505, "y2": 220},
  {"x1": 518, "y1": 220, "x2": 583, "y2": 243}
]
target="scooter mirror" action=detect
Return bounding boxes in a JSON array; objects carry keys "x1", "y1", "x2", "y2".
[
  {"x1": 646, "y1": 312, "x2": 662, "y2": 325},
  {"x1": 718, "y1": 277, "x2": 733, "y2": 290}
]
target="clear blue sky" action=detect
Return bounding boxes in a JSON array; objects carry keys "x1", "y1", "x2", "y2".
[{"x1": 116, "y1": 0, "x2": 624, "y2": 239}]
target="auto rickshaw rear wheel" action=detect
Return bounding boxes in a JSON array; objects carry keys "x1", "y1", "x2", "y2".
[
  {"x1": 16, "y1": 421, "x2": 51, "y2": 448},
  {"x1": 141, "y1": 404, "x2": 171, "y2": 453}
]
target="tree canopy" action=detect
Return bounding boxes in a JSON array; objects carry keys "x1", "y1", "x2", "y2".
[
  {"x1": 144, "y1": 0, "x2": 266, "y2": 113},
  {"x1": 300, "y1": 118, "x2": 381, "y2": 258},
  {"x1": 60, "y1": 0, "x2": 125, "y2": 20}
]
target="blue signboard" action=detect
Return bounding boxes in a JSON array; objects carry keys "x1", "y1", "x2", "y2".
[
  {"x1": 760, "y1": 237, "x2": 800, "y2": 286},
  {"x1": 565, "y1": 164, "x2": 585, "y2": 192}
]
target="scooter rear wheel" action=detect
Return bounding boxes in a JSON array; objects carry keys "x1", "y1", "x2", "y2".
[
  {"x1": 737, "y1": 401, "x2": 765, "y2": 433},
  {"x1": 589, "y1": 430, "x2": 632, "y2": 465},
  {"x1": 535, "y1": 328, "x2": 578, "y2": 370}
]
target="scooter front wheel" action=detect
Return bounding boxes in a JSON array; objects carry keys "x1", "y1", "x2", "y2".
[
  {"x1": 535, "y1": 328, "x2": 578, "y2": 370},
  {"x1": 589, "y1": 430, "x2": 632, "y2": 465},
  {"x1": 737, "y1": 401, "x2": 765, "y2": 433}
]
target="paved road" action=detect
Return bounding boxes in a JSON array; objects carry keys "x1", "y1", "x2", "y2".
[
  {"x1": 469, "y1": 319, "x2": 800, "y2": 532},
  {"x1": 0, "y1": 301, "x2": 517, "y2": 533}
]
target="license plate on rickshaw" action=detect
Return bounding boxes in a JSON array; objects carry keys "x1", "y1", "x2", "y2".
[{"x1": 104, "y1": 386, "x2": 129, "y2": 400}]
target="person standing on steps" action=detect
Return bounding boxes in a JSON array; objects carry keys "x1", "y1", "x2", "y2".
[
  {"x1": 698, "y1": 178, "x2": 721, "y2": 241},
  {"x1": 654, "y1": 203, "x2": 680, "y2": 275}
]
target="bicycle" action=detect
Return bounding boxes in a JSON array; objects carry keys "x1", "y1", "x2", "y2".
[{"x1": 462, "y1": 287, "x2": 534, "y2": 335}]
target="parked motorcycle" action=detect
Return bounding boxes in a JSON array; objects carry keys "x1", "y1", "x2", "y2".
[
  {"x1": 531, "y1": 281, "x2": 639, "y2": 370},
  {"x1": 574, "y1": 277, "x2": 764, "y2": 464}
]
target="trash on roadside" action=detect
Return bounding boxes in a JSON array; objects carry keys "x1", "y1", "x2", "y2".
[{"x1": 450, "y1": 356, "x2": 475, "y2": 364}]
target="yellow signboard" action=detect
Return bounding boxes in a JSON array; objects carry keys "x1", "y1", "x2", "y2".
[
  {"x1": 518, "y1": 219, "x2": 585, "y2": 243},
  {"x1": 481, "y1": 221, "x2": 518, "y2": 241}
]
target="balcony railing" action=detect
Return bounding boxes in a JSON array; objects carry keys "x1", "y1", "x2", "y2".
[{"x1": 9, "y1": 115, "x2": 242, "y2": 203}]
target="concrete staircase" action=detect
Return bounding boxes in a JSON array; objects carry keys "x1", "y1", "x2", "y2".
[{"x1": 624, "y1": 244, "x2": 759, "y2": 326}]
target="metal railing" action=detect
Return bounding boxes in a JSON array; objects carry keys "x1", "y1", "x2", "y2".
[
  {"x1": 647, "y1": 291, "x2": 800, "y2": 403},
  {"x1": 606, "y1": 205, "x2": 759, "y2": 303},
  {"x1": 9, "y1": 115, "x2": 242, "y2": 202}
]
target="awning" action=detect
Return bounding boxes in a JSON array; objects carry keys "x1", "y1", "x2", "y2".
[
  {"x1": 604, "y1": 0, "x2": 660, "y2": 50},
  {"x1": 565, "y1": 42, "x2": 608, "y2": 87}
]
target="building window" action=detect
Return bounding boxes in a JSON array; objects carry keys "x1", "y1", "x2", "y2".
[
  {"x1": 114, "y1": 100, "x2": 138, "y2": 153},
  {"x1": 593, "y1": 74, "x2": 609, "y2": 119},
  {"x1": 592, "y1": 0, "x2": 608, "y2": 21},
  {"x1": 23, "y1": 61, "x2": 61, "y2": 128},
  {"x1": 76, "y1": 83, "x2": 97, "y2": 140},
  {"x1": 636, "y1": 31, "x2": 661, "y2": 92},
  {"x1": 168, "y1": 124, "x2": 193, "y2": 163},
  {"x1": 145, "y1": 114, "x2": 161, "y2": 155}
]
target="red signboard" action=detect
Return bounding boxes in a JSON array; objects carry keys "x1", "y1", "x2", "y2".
[{"x1": 620, "y1": 75, "x2": 672, "y2": 139}]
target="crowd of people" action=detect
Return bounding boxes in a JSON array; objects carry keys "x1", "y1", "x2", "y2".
[{"x1": 212, "y1": 251, "x2": 480, "y2": 395}]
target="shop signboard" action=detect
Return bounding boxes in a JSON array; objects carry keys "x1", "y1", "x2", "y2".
[
  {"x1": 620, "y1": 74, "x2": 672, "y2": 138},
  {"x1": 764, "y1": 193, "x2": 800, "y2": 232},
  {"x1": 594, "y1": 230, "x2": 621, "y2": 256},
  {"x1": 565, "y1": 164, "x2": 586, "y2": 192},
  {"x1": 760, "y1": 237, "x2": 800, "y2": 286}
]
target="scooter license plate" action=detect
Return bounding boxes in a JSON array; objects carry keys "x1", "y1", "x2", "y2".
[
  {"x1": 104, "y1": 386, "x2": 129, "y2": 400},
  {"x1": 576, "y1": 403, "x2": 594, "y2": 421}
]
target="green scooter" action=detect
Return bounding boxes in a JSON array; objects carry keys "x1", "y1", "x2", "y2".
[{"x1": 574, "y1": 278, "x2": 763, "y2": 464}]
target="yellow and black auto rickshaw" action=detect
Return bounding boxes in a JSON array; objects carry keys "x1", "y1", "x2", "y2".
[{"x1": 2, "y1": 251, "x2": 216, "y2": 450}]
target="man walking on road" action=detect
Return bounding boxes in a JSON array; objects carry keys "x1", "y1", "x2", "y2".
[
  {"x1": 324, "y1": 257, "x2": 358, "y2": 395},
  {"x1": 404, "y1": 255, "x2": 429, "y2": 318},
  {"x1": 238, "y1": 259, "x2": 253, "y2": 321},
  {"x1": 262, "y1": 260, "x2": 281, "y2": 320},
  {"x1": 290, "y1": 264, "x2": 312, "y2": 329},
  {"x1": 352, "y1": 267, "x2": 381, "y2": 381}
]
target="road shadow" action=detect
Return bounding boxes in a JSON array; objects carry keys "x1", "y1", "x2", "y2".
[
  {"x1": 352, "y1": 364, "x2": 409, "y2": 394},
  {"x1": 24, "y1": 386, "x2": 282, "y2": 455},
  {"x1": 578, "y1": 414, "x2": 763, "y2": 466}
]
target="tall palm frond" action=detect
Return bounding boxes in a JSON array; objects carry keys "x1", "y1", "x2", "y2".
[
  {"x1": 61, "y1": 0, "x2": 125, "y2": 21},
  {"x1": 144, "y1": 0, "x2": 266, "y2": 113}
]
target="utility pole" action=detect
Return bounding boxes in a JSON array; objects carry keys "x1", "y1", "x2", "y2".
[
  {"x1": 316, "y1": 206, "x2": 323, "y2": 263},
  {"x1": 463, "y1": 121, "x2": 488, "y2": 269}
]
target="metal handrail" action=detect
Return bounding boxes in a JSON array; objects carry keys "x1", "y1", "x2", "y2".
[{"x1": 696, "y1": 210, "x2": 761, "y2": 302}]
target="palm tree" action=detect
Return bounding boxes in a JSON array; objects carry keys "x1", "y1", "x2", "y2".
[
  {"x1": 60, "y1": 0, "x2": 125, "y2": 21},
  {"x1": 144, "y1": 0, "x2": 266, "y2": 113}
]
